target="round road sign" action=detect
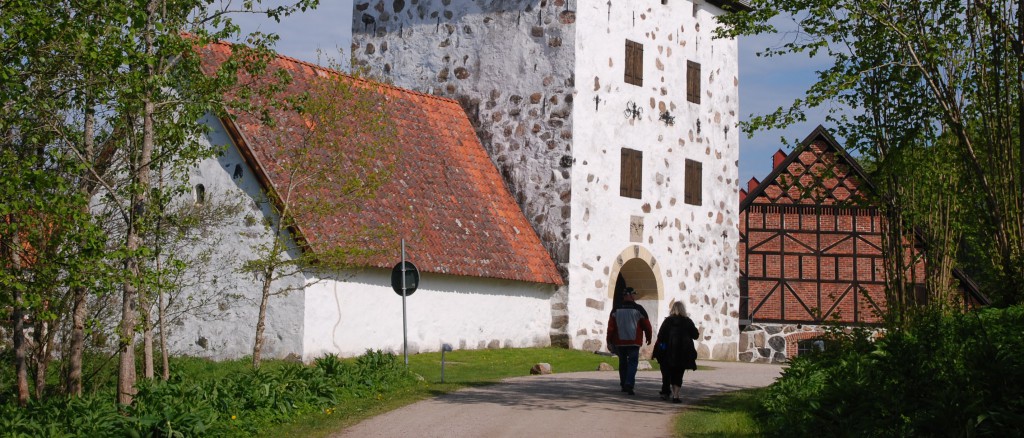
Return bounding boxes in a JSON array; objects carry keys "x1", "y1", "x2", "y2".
[{"x1": 391, "y1": 261, "x2": 420, "y2": 296}]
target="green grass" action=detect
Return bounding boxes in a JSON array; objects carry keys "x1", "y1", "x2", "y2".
[
  {"x1": 262, "y1": 347, "x2": 618, "y2": 437},
  {"x1": 674, "y1": 387, "x2": 765, "y2": 438}
]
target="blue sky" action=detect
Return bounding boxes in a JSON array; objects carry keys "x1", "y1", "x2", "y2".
[{"x1": 234, "y1": 1, "x2": 830, "y2": 190}]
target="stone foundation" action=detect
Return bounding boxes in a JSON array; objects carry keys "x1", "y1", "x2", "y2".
[{"x1": 738, "y1": 323, "x2": 825, "y2": 363}]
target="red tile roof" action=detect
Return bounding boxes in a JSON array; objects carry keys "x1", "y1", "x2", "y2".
[{"x1": 200, "y1": 42, "x2": 562, "y2": 285}]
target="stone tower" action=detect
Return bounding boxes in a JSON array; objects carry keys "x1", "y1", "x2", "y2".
[{"x1": 353, "y1": 0, "x2": 747, "y2": 359}]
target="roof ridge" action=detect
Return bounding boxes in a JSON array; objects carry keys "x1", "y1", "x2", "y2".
[{"x1": 210, "y1": 40, "x2": 460, "y2": 106}]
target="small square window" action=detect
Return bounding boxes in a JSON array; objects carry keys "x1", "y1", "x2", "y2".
[
  {"x1": 684, "y1": 159, "x2": 702, "y2": 205},
  {"x1": 687, "y1": 61, "x2": 701, "y2": 104},
  {"x1": 797, "y1": 339, "x2": 826, "y2": 356},
  {"x1": 625, "y1": 40, "x2": 644, "y2": 87},
  {"x1": 620, "y1": 148, "x2": 643, "y2": 199},
  {"x1": 194, "y1": 184, "x2": 206, "y2": 205}
]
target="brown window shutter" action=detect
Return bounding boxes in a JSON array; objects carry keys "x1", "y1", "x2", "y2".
[
  {"x1": 620, "y1": 149, "x2": 631, "y2": 197},
  {"x1": 621, "y1": 148, "x2": 643, "y2": 199},
  {"x1": 631, "y1": 150, "x2": 642, "y2": 198},
  {"x1": 685, "y1": 159, "x2": 702, "y2": 205},
  {"x1": 687, "y1": 61, "x2": 701, "y2": 104},
  {"x1": 625, "y1": 40, "x2": 643, "y2": 86}
]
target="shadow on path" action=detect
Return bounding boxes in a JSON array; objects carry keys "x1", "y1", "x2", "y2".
[{"x1": 333, "y1": 361, "x2": 785, "y2": 438}]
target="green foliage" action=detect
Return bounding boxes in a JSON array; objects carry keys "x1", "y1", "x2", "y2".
[
  {"x1": 757, "y1": 306, "x2": 1024, "y2": 437},
  {"x1": 313, "y1": 353, "x2": 345, "y2": 376},
  {"x1": 0, "y1": 0, "x2": 325, "y2": 404},
  {"x1": 0, "y1": 350, "x2": 416, "y2": 437},
  {"x1": 717, "y1": 0, "x2": 1024, "y2": 305}
]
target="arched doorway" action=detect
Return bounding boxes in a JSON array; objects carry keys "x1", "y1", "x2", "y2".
[{"x1": 607, "y1": 245, "x2": 664, "y2": 353}]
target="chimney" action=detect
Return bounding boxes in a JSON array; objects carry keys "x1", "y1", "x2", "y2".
[
  {"x1": 747, "y1": 177, "x2": 760, "y2": 193},
  {"x1": 739, "y1": 189, "x2": 747, "y2": 202},
  {"x1": 773, "y1": 149, "x2": 787, "y2": 169}
]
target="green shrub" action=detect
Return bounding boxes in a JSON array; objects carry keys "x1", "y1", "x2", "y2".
[
  {"x1": 0, "y1": 349, "x2": 417, "y2": 437},
  {"x1": 758, "y1": 305, "x2": 1024, "y2": 437},
  {"x1": 314, "y1": 353, "x2": 345, "y2": 376}
]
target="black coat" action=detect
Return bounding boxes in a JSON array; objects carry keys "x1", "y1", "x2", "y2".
[{"x1": 653, "y1": 315, "x2": 699, "y2": 370}]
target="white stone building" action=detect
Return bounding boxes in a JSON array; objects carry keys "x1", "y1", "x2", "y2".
[
  {"x1": 168, "y1": 43, "x2": 563, "y2": 362},
  {"x1": 353, "y1": 0, "x2": 747, "y2": 359}
]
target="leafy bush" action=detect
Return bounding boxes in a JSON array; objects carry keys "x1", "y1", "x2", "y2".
[
  {"x1": 758, "y1": 305, "x2": 1024, "y2": 437},
  {"x1": 0, "y1": 350, "x2": 416, "y2": 437},
  {"x1": 314, "y1": 353, "x2": 345, "y2": 376}
]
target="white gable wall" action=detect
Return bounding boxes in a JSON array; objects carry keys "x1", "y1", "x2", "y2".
[
  {"x1": 167, "y1": 115, "x2": 306, "y2": 361},
  {"x1": 568, "y1": 1, "x2": 741, "y2": 359},
  {"x1": 303, "y1": 271, "x2": 555, "y2": 361}
]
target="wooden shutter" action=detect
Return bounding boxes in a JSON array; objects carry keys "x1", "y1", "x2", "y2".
[
  {"x1": 621, "y1": 148, "x2": 643, "y2": 199},
  {"x1": 684, "y1": 159, "x2": 702, "y2": 205},
  {"x1": 625, "y1": 40, "x2": 643, "y2": 86},
  {"x1": 687, "y1": 61, "x2": 701, "y2": 104}
]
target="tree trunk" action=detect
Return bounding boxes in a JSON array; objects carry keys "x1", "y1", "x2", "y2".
[
  {"x1": 118, "y1": 256, "x2": 139, "y2": 405},
  {"x1": 33, "y1": 317, "x2": 51, "y2": 400},
  {"x1": 159, "y1": 287, "x2": 169, "y2": 380},
  {"x1": 67, "y1": 285, "x2": 87, "y2": 396},
  {"x1": 142, "y1": 300, "x2": 154, "y2": 379},
  {"x1": 119, "y1": 0, "x2": 160, "y2": 405},
  {"x1": 68, "y1": 99, "x2": 95, "y2": 397},
  {"x1": 252, "y1": 271, "x2": 274, "y2": 369},
  {"x1": 7, "y1": 221, "x2": 32, "y2": 406}
]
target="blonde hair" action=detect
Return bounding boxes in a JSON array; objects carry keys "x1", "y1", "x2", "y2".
[{"x1": 669, "y1": 301, "x2": 687, "y2": 317}]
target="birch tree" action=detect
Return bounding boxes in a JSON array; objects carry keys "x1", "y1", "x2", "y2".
[
  {"x1": 1, "y1": 0, "x2": 320, "y2": 404},
  {"x1": 718, "y1": 0, "x2": 1024, "y2": 306},
  {"x1": 236, "y1": 59, "x2": 397, "y2": 369}
]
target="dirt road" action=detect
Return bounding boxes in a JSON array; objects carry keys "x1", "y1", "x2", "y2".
[{"x1": 332, "y1": 361, "x2": 784, "y2": 438}]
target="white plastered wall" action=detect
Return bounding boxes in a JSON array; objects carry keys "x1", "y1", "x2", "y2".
[
  {"x1": 302, "y1": 270, "x2": 557, "y2": 361},
  {"x1": 165, "y1": 115, "x2": 306, "y2": 361},
  {"x1": 567, "y1": 0, "x2": 741, "y2": 359}
]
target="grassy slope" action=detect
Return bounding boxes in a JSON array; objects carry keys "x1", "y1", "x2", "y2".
[{"x1": 674, "y1": 387, "x2": 764, "y2": 438}]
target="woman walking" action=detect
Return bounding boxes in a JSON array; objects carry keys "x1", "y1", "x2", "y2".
[{"x1": 652, "y1": 301, "x2": 699, "y2": 403}]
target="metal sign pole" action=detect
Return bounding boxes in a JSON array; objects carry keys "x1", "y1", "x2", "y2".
[{"x1": 401, "y1": 239, "x2": 408, "y2": 367}]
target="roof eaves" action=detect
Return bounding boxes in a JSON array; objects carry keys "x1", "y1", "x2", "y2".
[
  {"x1": 219, "y1": 114, "x2": 314, "y2": 255},
  {"x1": 706, "y1": 0, "x2": 753, "y2": 13}
]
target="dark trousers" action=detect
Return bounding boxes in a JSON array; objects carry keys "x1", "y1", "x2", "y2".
[
  {"x1": 667, "y1": 366, "x2": 687, "y2": 386},
  {"x1": 659, "y1": 363, "x2": 670, "y2": 394},
  {"x1": 616, "y1": 345, "x2": 640, "y2": 390}
]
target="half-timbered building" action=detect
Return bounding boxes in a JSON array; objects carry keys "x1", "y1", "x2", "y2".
[{"x1": 737, "y1": 126, "x2": 988, "y2": 363}]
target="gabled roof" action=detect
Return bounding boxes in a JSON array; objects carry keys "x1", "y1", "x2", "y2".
[
  {"x1": 199, "y1": 42, "x2": 562, "y2": 286},
  {"x1": 740, "y1": 125, "x2": 874, "y2": 211},
  {"x1": 740, "y1": 125, "x2": 988, "y2": 305}
]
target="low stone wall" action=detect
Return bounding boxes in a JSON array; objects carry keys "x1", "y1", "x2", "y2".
[{"x1": 738, "y1": 323, "x2": 826, "y2": 364}]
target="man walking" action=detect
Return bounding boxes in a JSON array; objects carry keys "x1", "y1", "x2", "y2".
[{"x1": 606, "y1": 287, "x2": 652, "y2": 395}]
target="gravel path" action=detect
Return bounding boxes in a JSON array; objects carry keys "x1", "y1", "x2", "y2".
[{"x1": 332, "y1": 360, "x2": 785, "y2": 438}]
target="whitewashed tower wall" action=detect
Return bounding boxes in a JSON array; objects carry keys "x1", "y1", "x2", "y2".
[{"x1": 568, "y1": 1, "x2": 741, "y2": 359}]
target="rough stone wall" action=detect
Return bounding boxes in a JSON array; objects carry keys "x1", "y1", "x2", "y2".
[
  {"x1": 739, "y1": 323, "x2": 886, "y2": 363},
  {"x1": 739, "y1": 323, "x2": 824, "y2": 363},
  {"x1": 567, "y1": 1, "x2": 741, "y2": 359},
  {"x1": 352, "y1": 0, "x2": 577, "y2": 344}
]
